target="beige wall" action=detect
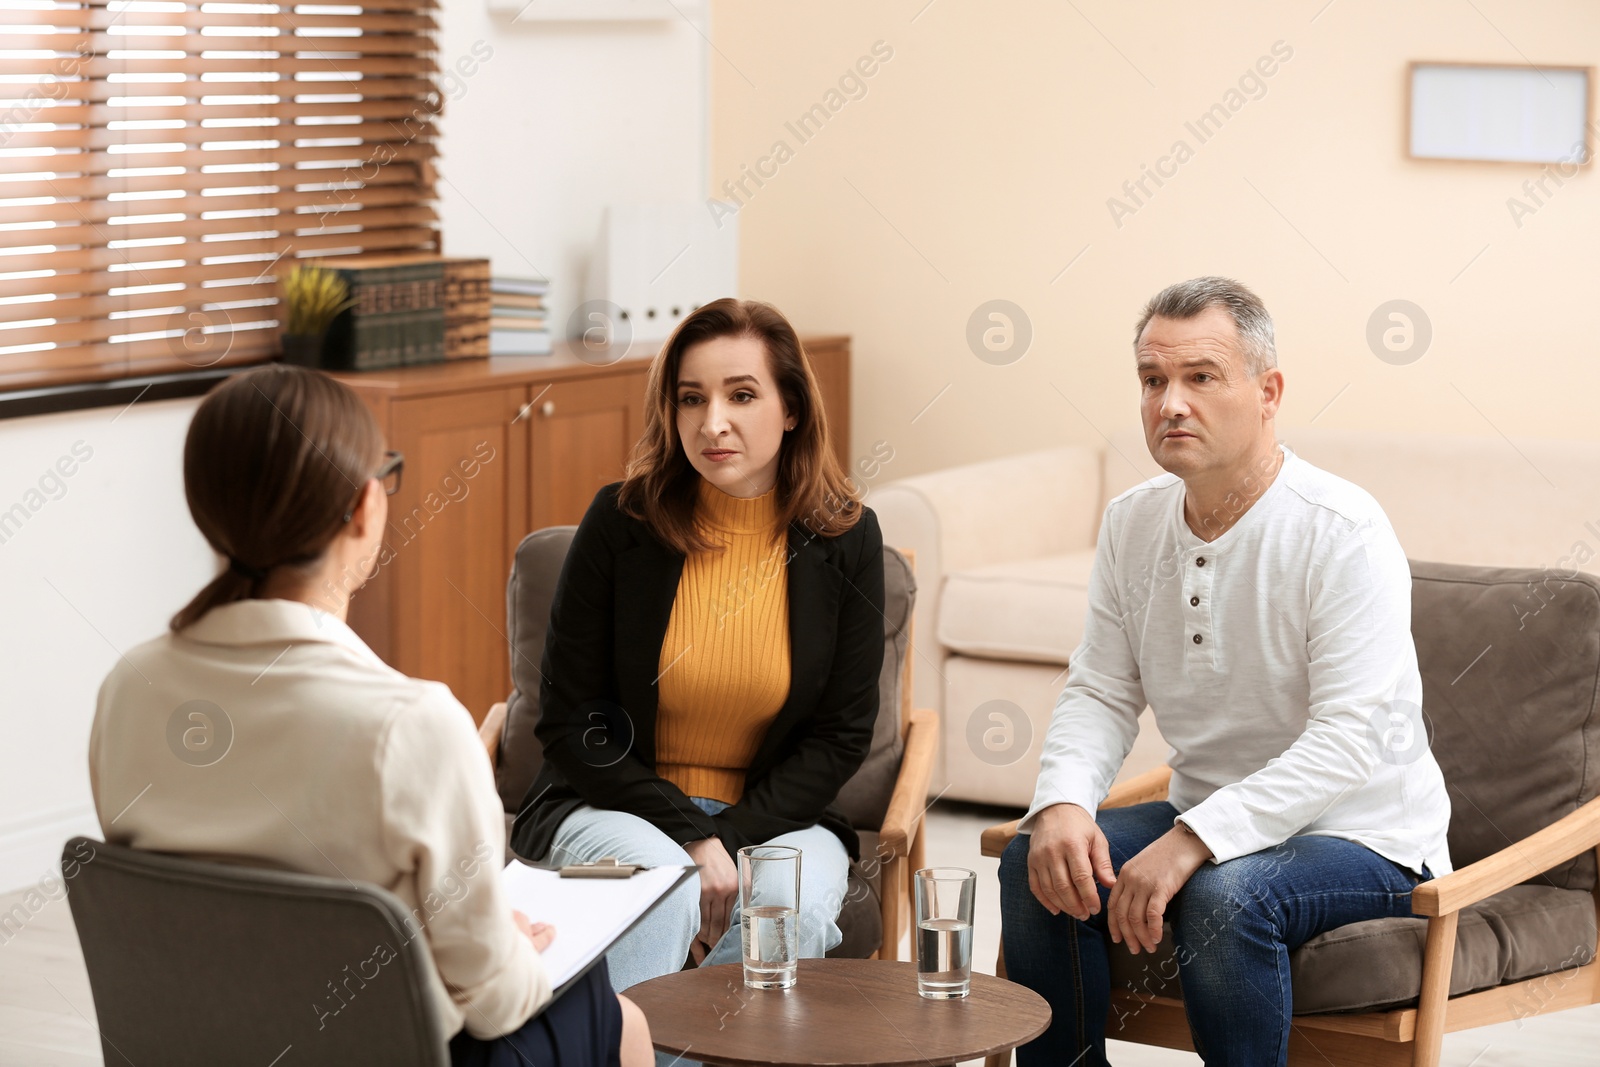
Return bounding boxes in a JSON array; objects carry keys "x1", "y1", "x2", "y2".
[{"x1": 709, "y1": 0, "x2": 1600, "y2": 479}]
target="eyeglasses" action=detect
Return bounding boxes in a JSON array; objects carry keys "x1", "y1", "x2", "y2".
[
  {"x1": 343, "y1": 450, "x2": 404, "y2": 523},
  {"x1": 374, "y1": 450, "x2": 404, "y2": 496}
]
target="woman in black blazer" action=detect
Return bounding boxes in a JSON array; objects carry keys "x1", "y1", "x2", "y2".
[{"x1": 510, "y1": 299, "x2": 885, "y2": 1010}]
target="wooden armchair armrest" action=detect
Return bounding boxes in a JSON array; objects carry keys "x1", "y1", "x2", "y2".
[
  {"x1": 1412, "y1": 795, "x2": 1600, "y2": 917},
  {"x1": 878, "y1": 707, "x2": 940, "y2": 858},
  {"x1": 979, "y1": 765, "x2": 1173, "y2": 859},
  {"x1": 480, "y1": 701, "x2": 508, "y2": 767},
  {"x1": 1102, "y1": 764, "x2": 1173, "y2": 809},
  {"x1": 980, "y1": 820, "x2": 1019, "y2": 860}
]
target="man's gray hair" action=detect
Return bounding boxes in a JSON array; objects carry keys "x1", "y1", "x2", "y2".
[{"x1": 1133, "y1": 276, "x2": 1277, "y2": 376}]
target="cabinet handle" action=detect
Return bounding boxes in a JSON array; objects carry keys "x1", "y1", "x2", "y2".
[{"x1": 541, "y1": 400, "x2": 556, "y2": 417}]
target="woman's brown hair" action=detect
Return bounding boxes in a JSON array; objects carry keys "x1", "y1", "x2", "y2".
[
  {"x1": 617, "y1": 298, "x2": 862, "y2": 554},
  {"x1": 170, "y1": 364, "x2": 384, "y2": 631}
]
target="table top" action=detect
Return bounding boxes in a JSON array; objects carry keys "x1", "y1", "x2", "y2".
[{"x1": 626, "y1": 959, "x2": 1050, "y2": 1067}]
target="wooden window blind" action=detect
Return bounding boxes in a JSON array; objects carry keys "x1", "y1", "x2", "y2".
[{"x1": 0, "y1": 0, "x2": 441, "y2": 392}]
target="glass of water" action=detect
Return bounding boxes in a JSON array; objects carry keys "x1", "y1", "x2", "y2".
[
  {"x1": 914, "y1": 867, "x2": 975, "y2": 999},
  {"x1": 737, "y1": 844, "x2": 801, "y2": 990}
]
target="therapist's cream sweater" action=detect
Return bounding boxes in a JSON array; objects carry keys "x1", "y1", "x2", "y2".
[{"x1": 89, "y1": 598, "x2": 549, "y2": 1040}]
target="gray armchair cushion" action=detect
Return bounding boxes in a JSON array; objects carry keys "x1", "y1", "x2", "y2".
[
  {"x1": 496, "y1": 526, "x2": 573, "y2": 813},
  {"x1": 1107, "y1": 884, "x2": 1596, "y2": 1013},
  {"x1": 834, "y1": 544, "x2": 914, "y2": 831},
  {"x1": 833, "y1": 860, "x2": 885, "y2": 959},
  {"x1": 1407, "y1": 560, "x2": 1600, "y2": 891},
  {"x1": 64, "y1": 836, "x2": 448, "y2": 1067}
]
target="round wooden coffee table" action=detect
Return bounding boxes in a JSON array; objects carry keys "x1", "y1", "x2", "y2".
[{"x1": 626, "y1": 958, "x2": 1050, "y2": 1067}]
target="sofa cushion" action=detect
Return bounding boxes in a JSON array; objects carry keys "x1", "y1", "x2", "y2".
[
  {"x1": 1106, "y1": 884, "x2": 1598, "y2": 1014},
  {"x1": 938, "y1": 549, "x2": 1098, "y2": 667}
]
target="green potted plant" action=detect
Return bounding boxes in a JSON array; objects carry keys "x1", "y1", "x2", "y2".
[{"x1": 280, "y1": 263, "x2": 354, "y2": 367}]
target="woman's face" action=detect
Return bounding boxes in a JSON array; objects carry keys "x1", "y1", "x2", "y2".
[{"x1": 675, "y1": 335, "x2": 795, "y2": 498}]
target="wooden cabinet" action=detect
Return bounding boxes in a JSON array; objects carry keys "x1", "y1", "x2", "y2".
[
  {"x1": 527, "y1": 370, "x2": 648, "y2": 530},
  {"x1": 382, "y1": 387, "x2": 528, "y2": 719},
  {"x1": 334, "y1": 335, "x2": 849, "y2": 719}
]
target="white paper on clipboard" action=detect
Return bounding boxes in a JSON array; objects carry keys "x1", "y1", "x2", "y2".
[{"x1": 501, "y1": 861, "x2": 698, "y2": 997}]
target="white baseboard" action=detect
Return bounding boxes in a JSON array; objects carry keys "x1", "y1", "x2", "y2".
[{"x1": 0, "y1": 804, "x2": 100, "y2": 894}]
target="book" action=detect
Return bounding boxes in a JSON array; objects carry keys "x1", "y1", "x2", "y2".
[
  {"x1": 493, "y1": 292, "x2": 546, "y2": 310},
  {"x1": 501, "y1": 861, "x2": 697, "y2": 998},
  {"x1": 441, "y1": 256, "x2": 491, "y2": 360},
  {"x1": 490, "y1": 327, "x2": 552, "y2": 355},
  {"x1": 492, "y1": 276, "x2": 551, "y2": 297},
  {"x1": 490, "y1": 315, "x2": 548, "y2": 331},
  {"x1": 324, "y1": 257, "x2": 446, "y2": 370}
]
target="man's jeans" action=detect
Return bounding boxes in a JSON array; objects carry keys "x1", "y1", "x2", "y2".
[{"x1": 998, "y1": 801, "x2": 1426, "y2": 1067}]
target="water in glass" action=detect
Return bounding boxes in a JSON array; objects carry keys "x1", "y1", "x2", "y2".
[
  {"x1": 741, "y1": 904, "x2": 798, "y2": 989},
  {"x1": 916, "y1": 916, "x2": 973, "y2": 998}
]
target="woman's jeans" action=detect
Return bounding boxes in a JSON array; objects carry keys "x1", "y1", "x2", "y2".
[
  {"x1": 998, "y1": 801, "x2": 1427, "y2": 1067},
  {"x1": 545, "y1": 796, "x2": 850, "y2": 1066}
]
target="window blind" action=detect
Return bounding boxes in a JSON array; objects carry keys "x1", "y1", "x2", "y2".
[{"x1": 0, "y1": 0, "x2": 440, "y2": 391}]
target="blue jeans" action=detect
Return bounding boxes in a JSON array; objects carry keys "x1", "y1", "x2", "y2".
[
  {"x1": 546, "y1": 796, "x2": 849, "y2": 1067},
  {"x1": 998, "y1": 801, "x2": 1426, "y2": 1067},
  {"x1": 547, "y1": 796, "x2": 851, "y2": 1062}
]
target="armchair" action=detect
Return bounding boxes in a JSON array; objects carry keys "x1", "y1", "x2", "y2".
[
  {"x1": 980, "y1": 560, "x2": 1600, "y2": 1066},
  {"x1": 482, "y1": 527, "x2": 940, "y2": 962},
  {"x1": 64, "y1": 836, "x2": 449, "y2": 1067}
]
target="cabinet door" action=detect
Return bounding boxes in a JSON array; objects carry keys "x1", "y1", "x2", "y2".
[
  {"x1": 527, "y1": 371, "x2": 647, "y2": 529},
  {"x1": 379, "y1": 387, "x2": 528, "y2": 720},
  {"x1": 805, "y1": 339, "x2": 850, "y2": 472}
]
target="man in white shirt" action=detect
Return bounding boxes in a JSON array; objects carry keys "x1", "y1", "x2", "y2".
[{"x1": 998, "y1": 277, "x2": 1452, "y2": 1067}]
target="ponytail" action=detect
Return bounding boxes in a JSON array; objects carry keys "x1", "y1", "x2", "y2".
[
  {"x1": 170, "y1": 364, "x2": 383, "y2": 632},
  {"x1": 171, "y1": 568, "x2": 261, "y2": 633}
]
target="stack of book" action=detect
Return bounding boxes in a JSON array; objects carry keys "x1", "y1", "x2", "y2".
[
  {"x1": 441, "y1": 257, "x2": 491, "y2": 360},
  {"x1": 490, "y1": 276, "x2": 551, "y2": 355},
  {"x1": 325, "y1": 255, "x2": 446, "y2": 370}
]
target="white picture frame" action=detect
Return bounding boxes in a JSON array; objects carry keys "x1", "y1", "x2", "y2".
[{"x1": 1408, "y1": 62, "x2": 1593, "y2": 165}]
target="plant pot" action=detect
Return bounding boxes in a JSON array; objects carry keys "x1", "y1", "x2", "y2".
[{"x1": 280, "y1": 333, "x2": 325, "y2": 367}]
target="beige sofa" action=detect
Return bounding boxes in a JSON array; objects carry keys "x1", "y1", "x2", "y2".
[{"x1": 872, "y1": 425, "x2": 1600, "y2": 808}]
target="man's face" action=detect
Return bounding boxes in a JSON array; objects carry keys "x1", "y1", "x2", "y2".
[{"x1": 1136, "y1": 307, "x2": 1275, "y2": 479}]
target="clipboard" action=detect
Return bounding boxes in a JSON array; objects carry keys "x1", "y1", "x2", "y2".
[{"x1": 502, "y1": 860, "x2": 699, "y2": 1001}]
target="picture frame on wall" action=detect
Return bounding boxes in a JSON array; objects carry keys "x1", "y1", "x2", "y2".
[{"x1": 1408, "y1": 61, "x2": 1593, "y2": 165}]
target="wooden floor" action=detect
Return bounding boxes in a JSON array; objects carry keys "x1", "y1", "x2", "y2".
[{"x1": 3, "y1": 803, "x2": 1596, "y2": 1065}]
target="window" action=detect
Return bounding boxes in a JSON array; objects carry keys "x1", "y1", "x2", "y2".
[{"x1": 0, "y1": 0, "x2": 440, "y2": 391}]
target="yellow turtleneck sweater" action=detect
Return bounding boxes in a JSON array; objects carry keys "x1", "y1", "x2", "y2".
[{"x1": 655, "y1": 479, "x2": 791, "y2": 805}]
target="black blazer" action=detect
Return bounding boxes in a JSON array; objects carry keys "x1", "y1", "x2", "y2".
[{"x1": 509, "y1": 482, "x2": 886, "y2": 864}]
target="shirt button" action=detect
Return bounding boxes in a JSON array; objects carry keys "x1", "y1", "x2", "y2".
[
  {"x1": 1196, "y1": 557, "x2": 1207, "y2": 567},
  {"x1": 1193, "y1": 633, "x2": 1203, "y2": 644},
  {"x1": 1190, "y1": 596, "x2": 1199, "y2": 606}
]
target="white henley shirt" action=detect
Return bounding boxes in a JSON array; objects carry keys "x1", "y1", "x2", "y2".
[{"x1": 1019, "y1": 445, "x2": 1453, "y2": 876}]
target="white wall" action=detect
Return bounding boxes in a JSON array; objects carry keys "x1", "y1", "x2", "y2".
[
  {"x1": 0, "y1": 2, "x2": 711, "y2": 891},
  {"x1": 435, "y1": 0, "x2": 710, "y2": 333},
  {"x1": 711, "y1": 0, "x2": 1600, "y2": 478},
  {"x1": 0, "y1": 398, "x2": 213, "y2": 890}
]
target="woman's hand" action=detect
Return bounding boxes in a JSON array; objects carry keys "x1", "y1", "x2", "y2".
[
  {"x1": 684, "y1": 836, "x2": 738, "y2": 948},
  {"x1": 512, "y1": 909, "x2": 556, "y2": 953}
]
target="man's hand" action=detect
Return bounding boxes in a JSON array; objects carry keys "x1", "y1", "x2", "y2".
[
  {"x1": 1105, "y1": 823, "x2": 1213, "y2": 954},
  {"x1": 684, "y1": 836, "x2": 738, "y2": 947},
  {"x1": 512, "y1": 909, "x2": 556, "y2": 953},
  {"x1": 1026, "y1": 803, "x2": 1117, "y2": 920}
]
